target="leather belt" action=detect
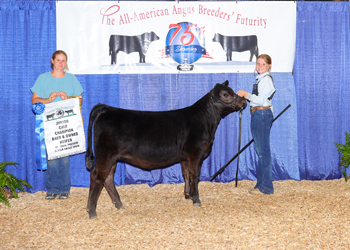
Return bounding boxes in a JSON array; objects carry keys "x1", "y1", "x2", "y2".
[{"x1": 250, "y1": 106, "x2": 270, "y2": 114}]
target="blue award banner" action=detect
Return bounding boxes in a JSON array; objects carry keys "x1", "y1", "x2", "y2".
[
  {"x1": 57, "y1": 1, "x2": 296, "y2": 74},
  {"x1": 32, "y1": 102, "x2": 47, "y2": 171}
]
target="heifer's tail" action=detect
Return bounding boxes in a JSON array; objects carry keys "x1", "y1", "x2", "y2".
[{"x1": 85, "y1": 104, "x2": 106, "y2": 171}]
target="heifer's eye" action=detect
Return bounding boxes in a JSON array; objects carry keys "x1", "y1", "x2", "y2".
[{"x1": 223, "y1": 93, "x2": 228, "y2": 97}]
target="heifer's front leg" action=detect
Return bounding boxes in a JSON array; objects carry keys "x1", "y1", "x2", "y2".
[
  {"x1": 180, "y1": 161, "x2": 191, "y2": 199},
  {"x1": 104, "y1": 162, "x2": 123, "y2": 210},
  {"x1": 190, "y1": 172, "x2": 201, "y2": 207},
  {"x1": 189, "y1": 159, "x2": 204, "y2": 207}
]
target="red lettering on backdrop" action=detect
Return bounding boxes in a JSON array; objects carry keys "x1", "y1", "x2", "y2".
[
  {"x1": 100, "y1": 5, "x2": 120, "y2": 25},
  {"x1": 181, "y1": 24, "x2": 196, "y2": 46},
  {"x1": 198, "y1": 4, "x2": 231, "y2": 22}
]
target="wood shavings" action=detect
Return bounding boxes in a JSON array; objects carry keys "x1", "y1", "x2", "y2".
[{"x1": 1, "y1": 179, "x2": 349, "y2": 249}]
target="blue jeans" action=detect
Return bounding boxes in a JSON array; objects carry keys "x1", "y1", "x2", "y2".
[
  {"x1": 45, "y1": 156, "x2": 71, "y2": 194},
  {"x1": 251, "y1": 109, "x2": 274, "y2": 194}
]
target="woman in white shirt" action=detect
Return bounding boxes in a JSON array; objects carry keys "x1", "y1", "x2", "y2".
[{"x1": 237, "y1": 54, "x2": 276, "y2": 195}]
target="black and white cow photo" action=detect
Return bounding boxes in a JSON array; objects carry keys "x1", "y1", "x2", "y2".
[
  {"x1": 212, "y1": 33, "x2": 259, "y2": 62},
  {"x1": 109, "y1": 31, "x2": 160, "y2": 65}
]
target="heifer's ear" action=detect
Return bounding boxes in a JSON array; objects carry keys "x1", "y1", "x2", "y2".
[{"x1": 223, "y1": 80, "x2": 229, "y2": 86}]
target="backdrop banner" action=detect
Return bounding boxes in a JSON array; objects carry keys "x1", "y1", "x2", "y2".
[
  {"x1": 57, "y1": 1, "x2": 296, "y2": 74},
  {"x1": 43, "y1": 98, "x2": 86, "y2": 160}
]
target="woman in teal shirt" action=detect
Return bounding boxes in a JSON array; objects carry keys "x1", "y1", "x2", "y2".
[{"x1": 31, "y1": 50, "x2": 84, "y2": 200}]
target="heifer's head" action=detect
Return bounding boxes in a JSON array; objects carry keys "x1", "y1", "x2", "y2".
[{"x1": 210, "y1": 80, "x2": 247, "y2": 118}]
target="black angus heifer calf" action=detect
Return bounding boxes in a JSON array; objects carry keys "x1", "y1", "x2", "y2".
[
  {"x1": 212, "y1": 33, "x2": 259, "y2": 62},
  {"x1": 85, "y1": 81, "x2": 247, "y2": 219}
]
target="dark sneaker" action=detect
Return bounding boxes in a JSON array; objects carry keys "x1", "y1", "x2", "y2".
[
  {"x1": 59, "y1": 193, "x2": 69, "y2": 199},
  {"x1": 45, "y1": 193, "x2": 58, "y2": 200}
]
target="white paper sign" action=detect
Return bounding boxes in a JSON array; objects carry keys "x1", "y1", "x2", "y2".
[
  {"x1": 57, "y1": 1, "x2": 296, "y2": 74},
  {"x1": 43, "y1": 98, "x2": 86, "y2": 160}
]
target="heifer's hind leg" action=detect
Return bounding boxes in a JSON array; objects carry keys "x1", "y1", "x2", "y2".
[
  {"x1": 87, "y1": 160, "x2": 114, "y2": 219},
  {"x1": 180, "y1": 161, "x2": 191, "y2": 199},
  {"x1": 104, "y1": 162, "x2": 123, "y2": 209},
  {"x1": 87, "y1": 167, "x2": 105, "y2": 219}
]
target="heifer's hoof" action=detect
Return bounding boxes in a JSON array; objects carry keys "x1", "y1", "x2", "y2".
[
  {"x1": 89, "y1": 214, "x2": 97, "y2": 219},
  {"x1": 185, "y1": 194, "x2": 191, "y2": 200},
  {"x1": 193, "y1": 202, "x2": 202, "y2": 207},
  {"x1": 87, "y1": 209, "x2": 97, "y2": 219},
  {"x1": 114, "y1": 202, "x2": 123, "y2": 210}
]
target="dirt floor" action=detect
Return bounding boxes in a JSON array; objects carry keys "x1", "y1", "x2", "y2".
[{"x1": 1, "y1": 179, "x2": 350, "y2": 249}]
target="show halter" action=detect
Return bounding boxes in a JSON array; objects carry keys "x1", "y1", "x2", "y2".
[{"x1": 210, "y1": 91, "x2": 240, "y2": 108}]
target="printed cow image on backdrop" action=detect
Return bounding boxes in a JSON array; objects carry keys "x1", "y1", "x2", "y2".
[
  {"x1": 212, "y1": 33, "x2": 259, "y2": 62},
  {"x1": 109, "y1": 31, "x2": 160, "y2": 65},
  {"x1": 85, "y1": 80, "x2": 247, "y2": 219}
]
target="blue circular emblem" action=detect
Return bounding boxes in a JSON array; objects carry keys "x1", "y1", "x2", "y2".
[{"x1": 165, "y1": 22, "x2": 206, "y2": 65}]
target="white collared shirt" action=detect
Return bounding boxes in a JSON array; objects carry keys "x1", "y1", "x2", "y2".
[{"x1": 246, "y1": 72, "x2": 275, "y2": 109}]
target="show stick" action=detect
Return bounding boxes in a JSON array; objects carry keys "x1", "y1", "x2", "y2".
[{"x1": 210, "y1": 104, "x2": 291, "y2": 182}]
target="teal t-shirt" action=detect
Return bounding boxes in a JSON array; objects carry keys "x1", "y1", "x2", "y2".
[{"x1": 31, "y1": 72, "x2": 84, "y2": 103}]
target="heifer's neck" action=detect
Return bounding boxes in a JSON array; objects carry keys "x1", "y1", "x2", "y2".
[{"x1": 193, "y1": 93, "x2": 222, "y2": 129}]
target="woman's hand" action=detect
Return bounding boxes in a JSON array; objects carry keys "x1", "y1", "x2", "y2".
[
  {"x1": 58, "y1": 91, "x2": 68, "y2": 100},
  {"x1": 48, "y1": 92, "x2": 58, "y2": 102}
]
